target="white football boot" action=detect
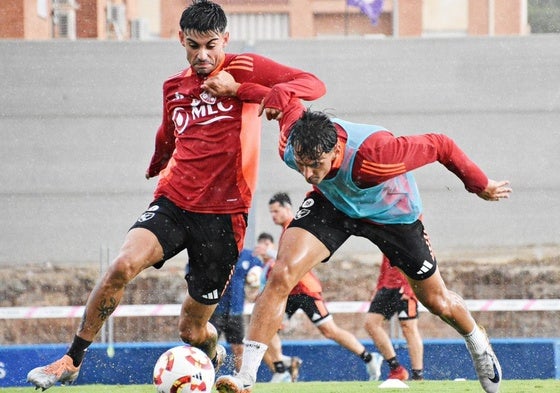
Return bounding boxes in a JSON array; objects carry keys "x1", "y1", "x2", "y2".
[
  {"x1": 27, "y1": 355, "x2": 81, "y2": 391},
  {"x1": 471, "y1": 344, "x2": 502, "y2": 393},
  {"x1": 269, "y1": 371, "x2": 291, "y2": 383},
  {"x1": 366, "y1": 352, "x2": 384, "y2": 381}
]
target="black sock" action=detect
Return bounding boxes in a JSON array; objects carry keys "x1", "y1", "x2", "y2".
[
  {"x1": 387, "y1": 356, "x2": 400, "y2": 370},
  {"x1": 273, "y1": 361, "x2": 286, "y2": 373},
  {"x1": 66, "y1": 335, "x2": 92, "y2": 367},
  {"x1": 360, "y1": 350, "x2": 372, "y2": 363},
  {"x1": 412, "y1": 369, "x2": 424, "y2": 380},
  {"x1": 211, "y1": 353, "x2": 219, "y2": 368}
]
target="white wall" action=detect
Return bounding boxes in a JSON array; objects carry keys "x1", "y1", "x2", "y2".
[{"x1": 1, "y1": 36, "x2": 559, "y2": 264}]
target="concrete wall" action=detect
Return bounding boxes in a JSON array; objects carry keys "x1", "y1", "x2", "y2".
[{"x1": 1, "y1": 36, "x2": 559, "y2": 265}]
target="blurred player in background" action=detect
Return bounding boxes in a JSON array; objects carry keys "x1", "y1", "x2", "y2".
[
  {"x1": 216, "y1": 91, "x2": 510, "y2": 393},
  {"x1": 365, "y1": 255, "x2": 424, "y2": 381},
  {"x1": 26, "y1": 1, "x2": 325, "y2": 390},
  {"x1": 262, "y1": 192, "x2": 383, "y2": 381},
  {"x1": 209, "y1": 245, "x2": 263, "y2": 372}
]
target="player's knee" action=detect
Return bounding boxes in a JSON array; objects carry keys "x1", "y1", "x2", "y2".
[
  {"x1": 179, "y1": 326, "x2": 203, "y2": 346},
  {"x1": 267, "y1": 262, "x2": 298, "y2": 296},
  {"x1": 364, "y1": 312, "x2": 384, "y2": 329},
  {"x1": 319, "y1": 326, "x2": 337, "y2": 340},
  {"x1": 179, "y1": 323, "x2": 216, "y2": 351},
  {"x1": 104, "y1": 255, "x2": 141, "y2": 287},
  {"x1": 179, "y1": 330, "x2": 195, "y2": 345},
  {"x1": 422, "y1": 295, "x2": 450, "y2": 318},
  {"x1": 400, "y1": 322, "x2": 413, "y2": 335},
  {"x1": 364, "y1": 317, "x2": 380, "y2": 334},
  {"x1": 364, "y1": 319, "x2": 373, "y2": 334}
]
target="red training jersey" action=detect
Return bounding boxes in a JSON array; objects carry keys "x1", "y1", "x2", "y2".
[
  {"x1": 291, "y1": 269, "x2": 323, "y2": 300},
  {"x1": 146, "y1": 54, "x2": 326, "y2": 214},
  {"x1": 376, "y1": 255, "x2": 415, "y2": 298}
]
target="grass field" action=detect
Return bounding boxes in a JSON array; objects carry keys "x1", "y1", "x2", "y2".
[{"x1": 2, "y1": 380, "x2": 558, "y2": 392}]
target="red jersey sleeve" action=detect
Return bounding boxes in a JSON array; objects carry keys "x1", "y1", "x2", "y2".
[
  {"x1": 145, "y1": 84, "x2": 177, "y2": 178},
  {"x1": 354, "y1": 132, "x2": 489, "y2": 194},
  {"x1": 231, "y1": 54, "x2": 326, "y2": 108},
  {"x1": 236, "y1": 82, "x2": 272, "y2": 103},
  {"x1": 277, "y1": 98, "x2": 306, "y2": 159}
]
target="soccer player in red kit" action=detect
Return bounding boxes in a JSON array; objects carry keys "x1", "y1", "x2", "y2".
[
  {"x1": 216, "y1": 93, "x2": 510, "y2": 393},
  {"x1": 26, "y1": 1, "x2": 325, "y2": 390},
  {"x1": 365, "y1": 255, "x2": 424, "y2": 381}
]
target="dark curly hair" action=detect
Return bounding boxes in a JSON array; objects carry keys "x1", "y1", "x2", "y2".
[
  {"x1": 268, "y1": 192, "x2": 292, "y2": 207},
  {"x1": 179, "y1": 0, "x2": 227, "y2": 35},
  {"x1": 290, "y1": 110, "x2": 337, "y2": 161},
  {"x1": 257, "y1": 232, "x2": 274, "y2": 243}
]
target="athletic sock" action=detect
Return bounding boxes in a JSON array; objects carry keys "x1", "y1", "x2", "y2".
[
  {"x1": 412, "y1": 369, "x2": 424, "y2": 380},
  {"x1": 360, "y1": 350, "x2": 373, "y2": 363},
  {"x1": 211, "y1": 352, "x2": 220, "y2": 368},
  {"x1": 463, "y1": 325, "x2": 488, "y2": 355},
  {"x1": 239, "y1": 340, "x2": 268, "y2": 384},
  {"x1": 387, "y1": 356, "x2": 400, "y2": 370},
  {"x1": 273, "y1": 361, "x2": 286, "y2": 373},
  {"x1": 66, "y1": 335, "x2": 92, "y2": 367}
]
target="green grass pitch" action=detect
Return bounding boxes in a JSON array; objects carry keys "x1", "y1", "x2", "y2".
[{"x1": 3, "y1": 380, "x2": 558, "y2": 392}]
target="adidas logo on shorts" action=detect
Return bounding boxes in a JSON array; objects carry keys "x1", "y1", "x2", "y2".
[{"x1": 416, "y1": 260, "x2": 433, "y2": 275}]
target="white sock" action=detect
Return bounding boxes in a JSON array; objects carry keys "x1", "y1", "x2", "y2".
[
  {"x1": 239, "y1": 340, "x2": 268, "y2": 384},
  {"x1": 464, "y1": 326, "x2": 489, "y2": 355}
]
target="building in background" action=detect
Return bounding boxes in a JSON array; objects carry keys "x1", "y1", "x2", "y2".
[
  {"x1": 0, "y1": 0, "x2": 147, "y2": 40},
  {"x1": 159, "y1": 0, "x2": 531, "y2": 40},
  {"x1": 0, "y1": 0, "x2": 532, "y2": 41}
]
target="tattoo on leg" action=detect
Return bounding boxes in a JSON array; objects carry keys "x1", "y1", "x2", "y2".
[{"x1": 97, "y1": 298, "x2": 117, "y2": 320}]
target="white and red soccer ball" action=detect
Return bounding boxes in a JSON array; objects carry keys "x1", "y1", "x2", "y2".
[
  {"x1": 245, "y1": 265, "x2": 263, "y2": 288},
  {"x1": 153, "y1": 345, "x2": 215, "y2": 393}
]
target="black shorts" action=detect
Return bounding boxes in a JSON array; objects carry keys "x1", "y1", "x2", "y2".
[
  {"x1": 368, "y1": 287, "x2": 419, "y2": 320},
  {"x1": 130, "y1": 196, "x2": 247, "y2": 305},
  {"x1": 285, "y1": 294, "x2": 332, "y2": 325},
  {"x1": 209, "y1": 313, "x2": 244, "y2": 344},
  {"x1": 288, "y1": 191, "x2": 437, "y2": 281}
]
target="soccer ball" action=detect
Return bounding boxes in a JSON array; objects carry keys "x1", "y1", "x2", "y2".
[
  {"x1": 153, "y1": 345, "x2": 215, "y2": 393},
  {"x1": 245, "y1": 265, "x2": 263, "y2": 288}
]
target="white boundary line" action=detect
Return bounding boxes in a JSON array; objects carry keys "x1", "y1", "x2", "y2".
[{"x1": 1, "y1": 299, "x2": 558, "y2": 319}]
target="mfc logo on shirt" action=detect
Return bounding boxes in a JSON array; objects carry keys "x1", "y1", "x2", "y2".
[{"x1": 172, "y1": 96, "x2": 234, "y2": 134}]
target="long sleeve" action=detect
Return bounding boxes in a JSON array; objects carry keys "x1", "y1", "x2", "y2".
[
  {"x1": 277, "y1": 98, "x2": 306, "y2": 159},
  {"x1": 145, "y1": 86, "x2": 176, "y2": 178},
  {"x1": 232, "y1": 54, "x2": 326, "y2": 107},
  {"x1": 354, "y1": 132, "x2": 488, "y2": 193}
]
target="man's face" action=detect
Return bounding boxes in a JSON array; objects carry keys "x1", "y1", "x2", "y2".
[
  {"x1": 179, "y1": 29, "x2": 229, "y2": 76},
  {"x1": 294, "y1": 148, "x2": 339, "y2": 185},
  {"x1": 268, "y1": 202, "x2": 292, "y2": 227},
  {"x1": 254, "y1": 239, "x2": 274, "y2": 261}
]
